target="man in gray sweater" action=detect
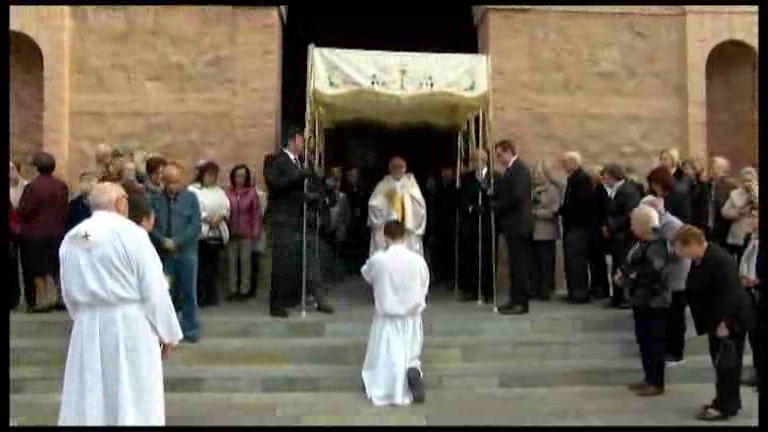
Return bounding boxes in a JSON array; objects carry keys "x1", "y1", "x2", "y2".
[{"x1": 640, "y1": 196, "x2": 691, "y2": 366}]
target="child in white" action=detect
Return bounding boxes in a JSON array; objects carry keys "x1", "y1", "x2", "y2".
[{"x1": 361, "y1": 220, "x2": 430, "y2": 406}]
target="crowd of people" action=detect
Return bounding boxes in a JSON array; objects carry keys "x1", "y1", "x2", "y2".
[{"x1": 8, "y1": 132, "x2": 762, "y2": 422}]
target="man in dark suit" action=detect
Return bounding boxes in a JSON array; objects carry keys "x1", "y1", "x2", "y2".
[
  {"x1": 458, "y1": 149, "x2": 495, "y2": 303},
  {"x1": 601, "y1": 163, "x2": 641, "y2": 309},
  {"x1": 673, "y1": 225, "x2": 756, "y2": 421},
  {"x1": 490, "y1": 139, "x2": 533, "y2": 315},
  {"x1": 264, "y1": 129, "x2": 333, "y2": 318},
  {"x1": 690, "y1": 156, "x2": 737, "y2": 245},
  {"x1": 559, "y1": 152, "x2": 598, "y2": 304}
]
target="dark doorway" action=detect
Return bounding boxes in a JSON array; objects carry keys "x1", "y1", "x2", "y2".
[
  {"x1": 10, "y1": 30, "x2": 44, "y2": 178},
  {"x1": 281, "y1": 6, "x2": 477, "y2": 185}
]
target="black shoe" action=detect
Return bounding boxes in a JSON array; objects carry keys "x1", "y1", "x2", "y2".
[
  {"x1": 499, "y1": 304, "x2": 529, "y2": 315},
  {"x1": 459, "y1": 292, "x2": 477, "y2": 302},
  {"x1": 226, "y1": 293, "x2": 240, "y2": 302},
  {"x1": 181, "y1": 336, "x2": 199, "y2": 344},
  {"x1": 406, "y1": 367, "x2": 425, "y2": 404},
  {"x1": 270, "y1": 308, "x2": 289, "y2": 318},
  {"x1": 316, "y1": 303, "x2": 335, "y2": 314}
]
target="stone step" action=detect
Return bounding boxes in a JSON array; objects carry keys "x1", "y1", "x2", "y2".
[
  {"x1": 11, "y1": 333, "x2": 730, "y2": 368},
  {"x1": 11, "y1": 354, "x2": 750, "y2": 395},
  {"x1": 10, "y1": 302, "x2": 639, "y2": 340},
  {"x1": 10, "y1": 384, "x2": 758, "y2": 426}
]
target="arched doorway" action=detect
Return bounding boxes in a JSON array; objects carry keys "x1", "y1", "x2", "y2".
[
  {"x1": 10, "y1": 31, "x2": 45, "y2": 177},
  {"x1": 705, "y1": 40, "x2": 758, "y2": 170}
]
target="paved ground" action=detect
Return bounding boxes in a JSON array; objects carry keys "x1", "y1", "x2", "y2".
[{"x1": 10, "y1": 385, "x2": 758, "y2": 426}]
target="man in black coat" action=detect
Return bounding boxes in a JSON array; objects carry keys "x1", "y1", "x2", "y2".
[
  {"x1": 458, "y1": 149, "x2": 495, "y2": 303},
  {"x1": 490, "y1": 139, "x2": 533, "y2": 315},
  {"x1": 341, "y1": 167, "x2": 369, "y2": 274},
  {"x1": 601, "y1": 163, "x2": 641, "y2": 309},
  {"x1": 264, "y1": 129, "x2": 333, "y2": 318},
  {"x1": 674, "y1": 225, "x2": 756, "y2": 421},
  {"x1": 559, "y1": 152, "x2": 598, "y2": 304}
]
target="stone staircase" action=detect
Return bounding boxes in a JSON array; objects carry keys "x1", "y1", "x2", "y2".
[{"x1": 9, "y1": 280, "x2": 758, "y2": 426}]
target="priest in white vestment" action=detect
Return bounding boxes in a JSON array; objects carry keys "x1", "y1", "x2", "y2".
[
  {"x1": 361, "y1": 220, "x2": 430, "y2": 406},
  {"x1": 58, "y1": 183, "x2": 183, "y2": 426},
  {"x1": 368, "y1": 156, "x2": 427, "y2": 256}
]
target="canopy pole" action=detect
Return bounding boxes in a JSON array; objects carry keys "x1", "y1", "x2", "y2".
[
  {"x1": 470, "y1": 114, "x2": 484, "y2": 306},
  {"x1": 301, "y1": 43, "x2": 316, "y2": 319},
  {"x1": 313, "y1": 114, "x2": 322, "y2": 310},
  {"x1": 486, "y1": 110, "x2": 498, "y2": 314},
  {"x1": 453, "y1": 131, "x2": 462, "y2": 300}
]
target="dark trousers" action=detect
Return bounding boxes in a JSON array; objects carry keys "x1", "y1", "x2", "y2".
[
  {"x1": 163, "y1": 253, "x2": 199, "y2": 340},
  {"x1": 589, "y1": 231, "x2": 610, "y2": 298},
  {"x1": 458, "y1": 217, "x2": 494, "y2": 301},
  {"x1": 504, "y1": 235, "x2": 530, "y2": 309},
  {"x1": 632, "y1": 306, "x2": 668, "y2": 388},
  {"x1": 563, "y1": 229, "x2": 590, "y2": 301},
  {"x1": 665, "y1": 291, "x2": 687, "y2": 361},
  {"x1": 197, "y1": 241, "x2": 221, "y2": 306},
  {"x1": 248, "y1": 250, "x2": 261, "y2": 297},
  {"x1": 270, "y1": 222, "x2": 303, "y2": 312},
  {"x1": 10, "y1": 242, "x2": 21, "y2": 310},
  {"x1": 530, "y1": 240, "x2": 556, "y2": 299},
  {"x1": 707, "y1": 332, "x2": 746, "y2": 416},
  {"x1": 746, "y1": 288, "x2": 762, "y2": 383}
]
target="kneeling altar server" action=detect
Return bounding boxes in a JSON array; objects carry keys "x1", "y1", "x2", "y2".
[
  {"x1": 361, "y1": 220, "x2": 429, "y2": 406},
  {"x1": 58, "y1": 183, "x2": 183, "y2": 426}
]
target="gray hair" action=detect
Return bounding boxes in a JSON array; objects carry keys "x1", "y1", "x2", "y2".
[
  {"x1": 563, "y1": 151, "x2": 583, "y2": 166},
  {"x1": 631, "y1": 205, "x2": 660, "y2": 231},
  {"x1": 89, "y1": 182, "x2": 126, "y2": 212}
]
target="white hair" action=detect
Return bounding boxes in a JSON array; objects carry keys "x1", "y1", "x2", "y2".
[
  {"x1": 632, "y1": 205, "x2": 660, "y2": 230},
  {"x1": 563, "y1": 151, "x2": 583, "y2": 166},
  {"x1": 89, "y1": 182, "x2": 126, "y2": 212}
]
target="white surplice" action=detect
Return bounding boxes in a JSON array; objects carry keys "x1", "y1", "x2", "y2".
[
  {"x1": 368, "y1": 173, "x2": 427, "y2": 256},
  {"x1": 361, "y1": 243, "x2": 430, "y2": 406},
  {"x1": 58, "y1": 211, "x2": 183, "y2": 426}
]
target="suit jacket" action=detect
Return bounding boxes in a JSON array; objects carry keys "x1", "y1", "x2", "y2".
[
  {"x1": 686, "y1": 243, "x2": 756, "y2": 335},
  {"x1": 560, "y1": 167, "x2": 597, "y2": 233},
  {"x1": 492, "y1": 159, "x2": 533, "y2": 239},
  {"x1": 664, "y1": 183, "x2": 692, "y2": 225},
  {"x1": 690, "y1": 178, "x2": 736, "y2": 240},
  {"x1": 605, "y1": 181, "x2": 641, "y2": 244},
  {"x1": 264, "y1": 151, "x2": 307, "y2": 225}
]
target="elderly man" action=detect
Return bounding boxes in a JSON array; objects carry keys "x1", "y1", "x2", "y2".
[
  {"x1": 559, "y1": 151, "x2": 599, "y2": 303},
  {"x1": 58, "y1": 183, "x2": 183, "y2": 426},
  {"x1": 601, "y1": 163, "x2": 642, "y2": 309},
  {"x1": 674, "y1": 225, "x2": 755, "y2": 421},
  {"x1": 369, "y1": 156, "x2": 427, "y2": 256},
  {"x1": 148, "y1": 162, "x2": 202, "y2": 342},
  {"x1": 640, "y1": 196, "x2": 691, "y2": 366},
  {"x1": 94, "y1": 143, "x2": 112, "y2": 180},
  {"x1": 615, "y1": 205, "x2": 671, "y2": 397}
]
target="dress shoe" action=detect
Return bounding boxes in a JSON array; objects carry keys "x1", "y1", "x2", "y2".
[
  {"x1": 406, "y1": 367, "x2": 425, "y2": 404},
  {"x1": 567, "y1": 297, "x2": 591, "y2": 305},
  {"x1": 634, "y1": 384, "x2": 664, "y2": 397},
  {"x1": 181, "y1": 336, "x2": 199, "y2": 344},
  {"x1": 498, "y1": 304, "x2": 529, "y2": 315},
  {"x1": 316, "y1": 303, "x2": 335, "y2": 314},
  {"x1": 627, "y1": 381, "x2": 647, "y2": 391},
  {"x1": 459, "y1": 292, "x2": 477, "y2": 302},
  {"x1": 270, "y1": 308, "x2": 290, "y2": 318}
]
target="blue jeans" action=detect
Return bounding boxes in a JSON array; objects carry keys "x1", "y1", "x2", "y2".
[{"x1": 163, "y1": 253, "x2": 200, "y2": 341}]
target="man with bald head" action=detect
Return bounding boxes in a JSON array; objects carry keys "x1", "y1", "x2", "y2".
[
  {"x1": 369, "y1": 156, "x2": 427, "y2": 256},
  {"x1": 58, "y1": 183, "x2": 183, "y2": 425},
  {"x1": 147, "y1": 162, "x2": 202, "y2": 342},
  {"x1": 559, "y1": 151, "x2": 601, "y2": 303}
]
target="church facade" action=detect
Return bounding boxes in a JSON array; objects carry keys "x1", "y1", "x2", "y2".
[{"x1": 10, "y1": 6, "x2": 757, "y2": 185}]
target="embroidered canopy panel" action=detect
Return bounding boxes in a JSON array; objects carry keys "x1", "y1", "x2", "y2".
[{"x1": 310, "y1": 47, "x2": 489, "y2": 129}]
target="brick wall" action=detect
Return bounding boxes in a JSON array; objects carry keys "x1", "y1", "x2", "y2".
[
  {"x1": 66, "y1": 6, "x2": 281, "y2": 185},
  {"x1": 10, "y1": 32, "x2": 45, "y2": 177},
  {"x1": 480, "y1": 8, "x2": 688, "y2": 175}
]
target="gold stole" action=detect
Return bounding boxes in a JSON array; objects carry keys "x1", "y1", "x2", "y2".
[{"x1": 389, "y1": 190, "x2": 405, "y2": 223}]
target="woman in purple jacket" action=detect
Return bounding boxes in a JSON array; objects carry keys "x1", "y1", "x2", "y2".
[{"x1": 225, "y1": 165, "x2": 262, "y2": 301}]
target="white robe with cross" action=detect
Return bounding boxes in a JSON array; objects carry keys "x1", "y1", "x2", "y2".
[
  {"x1": 361, "y1": 243, "x2": 430, "y2": 406},
  {"x1": 58, "y1": 211, "x2": 183, "y2": 426},
  {"x1": 368, "y1": 173, "x2": 427, "y2": 257}
]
